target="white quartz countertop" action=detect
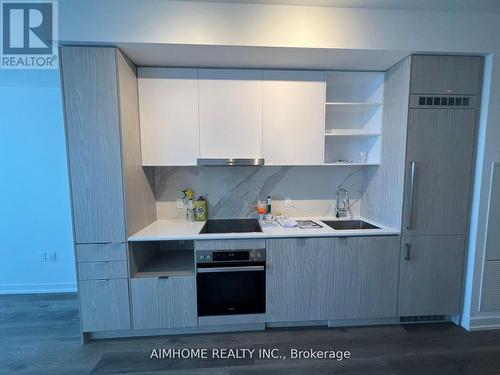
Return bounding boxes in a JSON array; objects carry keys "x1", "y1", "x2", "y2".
[{"x1": 128, "y1": 217, "x2": 400, "y2": 241}]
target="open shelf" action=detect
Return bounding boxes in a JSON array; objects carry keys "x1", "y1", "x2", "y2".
[
  {"x1": 325, "y1": 130, "x2": 381, "y2": 138},
  {"x1": 324, "y1": 71, "x2": 384, "y2": 165},
  {"x1": 324, "y1": 136, "x2": 381, "y2": 165},
  {"x1": 325, "y1": 102, "x2": 383, "y2": 113},
  {"x1": 130, "y1": 241, "x2": 194, "y2": 278},
  {"x1": 324, "y1": 162, "x2": 381, "y2": 166}
]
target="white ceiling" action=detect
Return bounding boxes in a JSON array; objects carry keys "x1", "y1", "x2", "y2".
[
  {"x1": 117, "y1": 43, "x2": 410, "y2": 71},
  {"x1": 193, "y1": 0, "x2": 500, "y2": 13}
]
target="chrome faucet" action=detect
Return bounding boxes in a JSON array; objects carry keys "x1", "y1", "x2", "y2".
[{"x1": 336, "y1": 188, "x2": 350, "y2": 218}]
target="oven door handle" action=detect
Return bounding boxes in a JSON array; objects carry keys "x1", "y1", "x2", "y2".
[{"x1": 197, "y1": 266, "x2": 265, "y2": 273}]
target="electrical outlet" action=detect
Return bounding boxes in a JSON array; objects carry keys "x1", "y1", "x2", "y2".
[
  {"x1": 176, "y1": 199, "x2": 184, "y2": 209},
  {"x1": 47, "y1": 252, "x2": 57, "y2": 262},
  {"x1": 285, "y1": 197, "x2": 292, "y2": 207},
  {"x1": 39, "y1": 251, "x2": 47, "y2": 262}
]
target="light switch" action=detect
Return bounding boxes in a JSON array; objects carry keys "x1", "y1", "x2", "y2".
[{"x1": 285, "y1": 197, "x2": 292, "y2": 207}]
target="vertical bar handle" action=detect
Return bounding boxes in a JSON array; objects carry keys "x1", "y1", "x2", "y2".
[
  {"x1": 407, "y1": 161, "x2": 416, "y2": 230},
  {"x1": 404, "y1": 243, "x2": 412, "y2": 261}
]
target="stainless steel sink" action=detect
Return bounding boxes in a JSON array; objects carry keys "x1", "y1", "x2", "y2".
[{"x1": 321, "y1": 220, "x2": 380, "y2": 230}]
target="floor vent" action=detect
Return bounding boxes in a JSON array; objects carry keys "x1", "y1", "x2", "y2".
[{"x1": 400, "y1": 315, "x2": 448, "y2": 323}]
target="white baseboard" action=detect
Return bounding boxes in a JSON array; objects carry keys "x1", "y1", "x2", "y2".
[
  {"x1": 0, "y1": 282, "x2": 77, "y2": 295},
  {"x1": 468, "y1": 315, "x2": 500, "y2": 331}
]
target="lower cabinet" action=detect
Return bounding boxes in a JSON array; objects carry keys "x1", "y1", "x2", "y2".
[
  {"x1": 130, "y1": 276, "x2": 197, "y2": 329},
  {"x1": 79, "y1": 279, "x2": 131, "y2": 332},
  {"x1": 328, "y1": 236, "x2": 400, "y2": 319},
  {"x1": 266, "y1": 236, "x2": 399, "y2": 322},
  {"x1": 398, "y1": 235, "x2": 465, "y2": 316},
  {"x1": 266, "y1": 238, "x2": 335, "y2": 322}
]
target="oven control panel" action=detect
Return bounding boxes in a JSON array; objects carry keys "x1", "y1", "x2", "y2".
[{"x1": 196, "y1": 249, "x2": 265, "y2": 264}]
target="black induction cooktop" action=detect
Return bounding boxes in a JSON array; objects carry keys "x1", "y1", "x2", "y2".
[{"x1": 199, "y1": 219, "x2": 262, "y2": 234}]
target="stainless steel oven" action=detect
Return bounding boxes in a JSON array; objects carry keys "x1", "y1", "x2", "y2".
[{"x1": 196, "y1": 248, "x2": 265, "y2": 316}]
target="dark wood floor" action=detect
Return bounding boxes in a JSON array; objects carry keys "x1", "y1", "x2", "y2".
[{"x1": 1, "y1": 293, "x2": 500, "y2": 375}]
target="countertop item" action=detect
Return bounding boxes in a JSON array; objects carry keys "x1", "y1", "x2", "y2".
[
  {"x1": 128, "y1": 217, "x2": 399, "y2": 241},
  {"x1": 276, "y1": 218, "x2": 298, "y2": 228},
  {"x1": 296, "y1": 220, "x2": 323, "y2": 229}
]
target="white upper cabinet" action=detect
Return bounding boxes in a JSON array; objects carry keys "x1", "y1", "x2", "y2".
[
  {"x1": 137, "y1": 68, "x2": 199, "y2": 166},
  {"x1": 198, "y1": 69, "x2": 263, "y2": 159},
  {"x1": 263, "y1": 70, "x2": 325, "y2": 165}
]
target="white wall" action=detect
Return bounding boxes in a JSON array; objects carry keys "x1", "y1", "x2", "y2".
[{"x1": 0, "y1": 69, "x2": 76, "y2": 294}]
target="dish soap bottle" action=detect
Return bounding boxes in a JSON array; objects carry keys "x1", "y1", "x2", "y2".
[
  {"x1": 187, "y1": 199, "x2": 195, "y2": 221},
  {"x1": 182, "y1": 188, "x2": 195, "y2": 221},
  {"x1": 266, "y1": 196, "x2": 272, "y2": 214},
  {"x1": 194, "y1": 196, "x2": 208, "y2": 221}
]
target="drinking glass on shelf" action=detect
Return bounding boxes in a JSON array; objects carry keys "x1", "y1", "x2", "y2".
[{"x1": 359, "y1": 151, "x2": 368, "y2": 164}]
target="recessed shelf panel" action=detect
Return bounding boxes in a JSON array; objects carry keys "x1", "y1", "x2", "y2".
[
  {"x1": 325, "y1": 110, "x2": 381, "y2": 133},
  {"x1": 325, "y1": 102, "x2": 383, "y2": 113},
  {"x1": 325, "y1": 130, "x2": 381, "y2": 138},
  {"x1": 133, "y1": 251, "x2": 194, "y2": 278},
  {"x1": 324, "y1": 132, "x2": 381, "y2": 165},
  {"x1": 323, "y1": 162, "x2": 381, "y2": 166},
  {"x1": 130, "y1": 241, "x2": 195, "y2": 278}
]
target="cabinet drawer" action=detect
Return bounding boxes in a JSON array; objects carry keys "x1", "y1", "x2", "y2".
[
  {"x1": 78, "y1": 261, "x2": 128, "y2": 280},
  {"x1": 78, "y1": 278, "x2": 131, "y2": 332},
  {"x1": 76, "y1": 243, "x2": 127, "y2": 262},
  {"x1": 131, "y1": 276, "x2": 197, "y2": 329}
]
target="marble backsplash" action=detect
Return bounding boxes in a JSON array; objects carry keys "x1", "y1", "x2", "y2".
[{"x1": 155, "y1": 166, "x2": 362, "y2": 220}]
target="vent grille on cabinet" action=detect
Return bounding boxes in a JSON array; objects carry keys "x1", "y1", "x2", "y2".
[
  {"x1": 400, "y1": 315, "x2": 449, "y2": 323},
  {"x1": 410, "y1": 94, "x2": 476, "y2": 109},
  {"x1": 419, "y1": 96, "x2": 469, "y2": 106}
]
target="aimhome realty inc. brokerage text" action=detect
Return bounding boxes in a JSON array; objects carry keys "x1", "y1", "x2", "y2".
[{"x1": 150, "y1": 347, "x2": 352, "y2": 361}]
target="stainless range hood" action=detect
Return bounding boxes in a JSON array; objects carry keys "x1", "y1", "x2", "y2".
[{"x1": 197, "y1": 158, "x2": 265, "y2": 166}]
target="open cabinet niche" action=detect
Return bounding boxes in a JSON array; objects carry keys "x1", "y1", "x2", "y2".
[
  {"x1": 324, "y1": 71, "x2": 384, "y2": 165},
  {"x1": 129, "y1": 241, "x2": 195, "y2": 278}
]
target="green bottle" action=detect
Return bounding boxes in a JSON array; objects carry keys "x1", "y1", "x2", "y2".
[{"x1": 194, "y1": 196, "x2": 207, "y2": 221}]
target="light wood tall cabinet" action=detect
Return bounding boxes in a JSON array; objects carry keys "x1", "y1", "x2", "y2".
[
  {"x1": 61, "y1": 47, "x2": 127, "y2": 244},
  {"x1": 402, "y1": 108, "x2": 476, "y2": 236},
  {"x1": 61, "y1": 46, "x2": 156, "y2": 333},
  {"x1": 398, "y1": 55, "x2": 482, "y2": 317}
]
